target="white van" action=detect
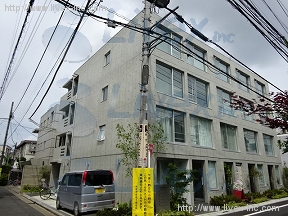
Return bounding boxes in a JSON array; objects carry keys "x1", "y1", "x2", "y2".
[{"x1": 56, "y1": 170, "x2": 115, "y2": 216}]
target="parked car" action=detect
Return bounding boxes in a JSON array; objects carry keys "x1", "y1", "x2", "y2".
[{"x1": 56, "y1": 169, "x2": 115, "y2": 216}]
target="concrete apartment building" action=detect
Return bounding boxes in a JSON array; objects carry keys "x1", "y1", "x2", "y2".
[
  {"x1": 34, "y1": 12, "x2": 282, "y2": 205},
  {"x1": 15, "y1": 140, "x2": 37, "y2": 161},
  {"x1": 0, "y1": 144, "x2": 12, "y2": 164}
]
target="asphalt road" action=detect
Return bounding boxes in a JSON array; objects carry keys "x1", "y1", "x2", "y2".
[
  {"x1": 0, "y1": 186, "x2": 55, "y2": 216},
  {"x1": 224, "y1": 200, "x2": 288, "y2": 216}
]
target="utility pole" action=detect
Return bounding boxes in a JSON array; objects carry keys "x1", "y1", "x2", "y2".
[
  {"x1": 138, "y1": 0, "x2": 152, "y2": 168},
  {"x1": 0, "y1": 102, "x2": 14, "y2": 167}
]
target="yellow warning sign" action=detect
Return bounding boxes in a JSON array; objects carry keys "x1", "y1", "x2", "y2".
[{"x1": 132, "y1": 168, "x2": 154, "y2": 216}]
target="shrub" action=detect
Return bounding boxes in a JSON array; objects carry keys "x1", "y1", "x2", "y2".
[
  {"x1": 210, "y1": 195, "x2": 242, "y2": 207},
  {"x1": 244, "y1": 192, "x2": 265, "y2": 201},
  {"x1": 96, "y1": 202, "x2": 132, "y2": 216},
  {"x1": 0, "y1": 173, "x2": 8, "y2": 186},
  {"x1": 272, "y1": 191, "x2": 288, "y2": 199},
  {"x1": 222, "y1": 201, "x2": 246, "y2": 209},
  {"x1": 250, "y1": 197, "x2": 268, "y2": 204},
  {"x1": 157, "y1": 210, "x2": 194, "y2": 216},
  {"x1": 263, "y1": 189, "x2": 283, "y2": 198},
  {"x1": 21, "y1": 184, "x2": 42, "y2": 193}
]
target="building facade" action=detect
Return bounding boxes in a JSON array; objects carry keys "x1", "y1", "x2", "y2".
[
  {"x1": 35, "y1": 12, "x2": 282, "y2": 205},
  {"x1": 15, "y1": 140, "x2": 37, "y2": 161}
]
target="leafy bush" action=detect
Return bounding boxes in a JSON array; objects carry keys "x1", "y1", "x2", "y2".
[
  {"x1": 96, "y1": 202, "x2": 132, "y2": 216},
  {"x1": 222, "y1": 201, "x2": 246, "y2": 209},
  {"x1": 244, "y1": 192, "x2": 265, "y2": 201},
  {"x1": 21, "y1": 184, "x2": 42, "y2": 193},
  {"x1": 263, "y1": 189, "x2": 284, "y2": 198},
  {"x1": 1, "y1": 165, "x2": 12, "y2": 175},
  {"x1": 157, "y1": 210, "x2": 194, "y2": 216},
  {"x1": 272, "y1": 191, "x2": 288, "y2": 199},
  {"x1": 250, "y1": 197, "x2": 269, "y2": 204},
  {"x1": 210, "y1": 195, "x2": 242, "y2": 207},
  {"x1": 39, "y1": 165, "x2": 51, "y2": 185},
  {"x1": 0, "y1": 173, "x2": 8, "y2": 186}
]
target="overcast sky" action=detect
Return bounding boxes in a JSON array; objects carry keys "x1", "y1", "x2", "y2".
[{"x1": 0, "y1": 0, "x2": 287, "y2": 148}]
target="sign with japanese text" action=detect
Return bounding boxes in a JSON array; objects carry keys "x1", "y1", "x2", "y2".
[{"x1": 132, "y1": 168, "x2": 154, "y2": 216}]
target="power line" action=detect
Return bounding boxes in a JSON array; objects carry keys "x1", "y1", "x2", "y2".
[
  {"x1": 29, "y1": 0, "x2": 93, "y2": 119},
  {"x1": 0, "y1": 0, "x2": 36, "y2": 102}
]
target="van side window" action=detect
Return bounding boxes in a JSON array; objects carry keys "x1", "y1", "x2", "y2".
[
  {"x1": 61, "y1": 175, "x2": 69, "y2": 185},
  {"x1": 68, "y1": 174, "x2": 82, "y2": 186}
]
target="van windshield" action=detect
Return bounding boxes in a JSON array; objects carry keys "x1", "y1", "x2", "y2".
[{"x1": 85, "y1": 170, "x2": 113, "y2": 186}]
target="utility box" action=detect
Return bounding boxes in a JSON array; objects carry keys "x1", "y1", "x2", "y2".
[{"x1": 155, "y1": 184, "x2": 170, "y2": 212}]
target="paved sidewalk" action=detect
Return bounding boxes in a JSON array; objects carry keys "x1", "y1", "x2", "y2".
[{"x1": 6, "y1": 185, "x2": 72, "y2": 216}]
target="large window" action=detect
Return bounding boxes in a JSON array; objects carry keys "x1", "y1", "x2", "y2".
[
  {"x1": 244, "y1": 129, "x2": 258, "y2": 154},
  {"x1": 188, "y1": 75, "x2": 208, "y2": 107},
  {"x1": 156, "y1": 62, "x2": 183, "y2": 98},
  {"x1": 186, "y1": 42, "x2": 205, "y2": 70},
  {"x1": 263, "y1": 134, "x2": 274, "y2": 156},
  {"x1": 257, "y1": 164, "x2": 265, "y2": 186},
  {"x1": 220, "y1": 123, "x2": 237, "y2": 151},
  {"x1": 190, "y1": 115, "x2": 212, "y2": 147},
  {"x1": 156, "y1": 26, "x2": 182, "y2": 58},
  {"x1": 156, "y1": 106, "x2": 185, "y2": 143},
  {"x1": 275, "y1": 165, "x2": 281, "y2": 184},
  {"x1": 237, "y1": 70, "x2": 249, "y2": 92},
  {"x1": 208, "y1": 161, "x2": 217, "y2": 189},
  {"x1": 214, "y1": 58, "x2": 229, "y2": 82},
  {"x1": 217, "y1": 88, "x2": 233, "y2": 115},
  {"x1": 240, "y1": 98, "x2": 254, "y2": 121},
  {"x1": 255, "y1": 80, "x2": 265, "y2": 95}
]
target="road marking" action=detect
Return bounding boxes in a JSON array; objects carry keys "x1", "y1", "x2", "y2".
[{"x1": 244, "y1": 203, "x2": 288, "y2": 215}]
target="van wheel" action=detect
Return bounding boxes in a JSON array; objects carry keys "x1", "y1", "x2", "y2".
[
  {"x1": 56, "y1": 197, "x2": 61, "y2": 210},
  {"x1": 73, "y1": 202, "x2": 81, "y2": 216}
]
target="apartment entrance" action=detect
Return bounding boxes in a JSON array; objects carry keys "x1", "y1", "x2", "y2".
[
  {"x1": 268, "y1": 165, "x2": 274, "y2": 189},
  {"x1": 51, "y1": 163, "x2": 61, "y2": 188},
  {"x1": 248, "y1": 164, "x2": 256, "y2": 193},
  {"x1": 192, "y1": 160, "x2": 204, "y2": 201}
]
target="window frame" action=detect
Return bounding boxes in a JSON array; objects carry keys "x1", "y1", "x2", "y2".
[
  {"x1": 217, "y1": 88, "x2": 233, "y2": 116},
  {"x1": 208, "y1": 161, "x2": 217, "y2": 189},
  {"x1": 255, "y1": 80, "x2": 265, "y2": 95},
  {"x1": 263, "y1": 134, "x2": 274, "y2": 156},
  {"x1": 188, "y1": 75, "x2": 208, "y2": 107},
  {"x1": 156, "y1": 25, "x2": 182, "y2": 59},
  {"x1": 102, "y1": 86, "x2": 108, "y2": 101},
  {"x1": 105, "y1": 51, "x2": 111, "y2": 65},
  {"x1": 220, "y1": 123, "x2": 237, "y2": 151},
  {"x1": 156, "y1": 62, "x2": 183, "y2": 98},
  {"x1": 156, "y1": 106, "x2": 185, "y2": 143},
  {"x1": 97, "y1": 125, "x2": 106, "y2": 141},
  {"x1": 190, "y1": 115, "x2": 212, "y2": 148},
  {"x1": 214, "y1": 57, "x2": 230, "y2": 82},
  {"x1": 257, "y1": 164, "x2": 265, "y2": 186},
  {"x1": 243, "y1": 129, "x2": 258, "y2": 154},
  {"x1": 186, "y1": 42, "x2": 206, "y2": 71},
  {"x1": 236, "y1": 70, "x2": 250, "y2": 92}
]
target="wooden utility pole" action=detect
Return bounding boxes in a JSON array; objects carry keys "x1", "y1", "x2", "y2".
[{"x1": 0, "y1": 102, "x2": 14, "y2": 167}]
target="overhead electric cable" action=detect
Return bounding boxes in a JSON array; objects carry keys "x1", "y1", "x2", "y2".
[{"x1": 0, "y1": 0, "x2": 36, "y2": 101}]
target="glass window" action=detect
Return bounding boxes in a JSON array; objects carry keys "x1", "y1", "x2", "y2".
[
  {"x1": 102, "y1": 86, "x2": 108, "y2": 101},
  {"x1": 190, "y1": 115, "x2": 212, "y2": 147},
  {"x1": 240, "y1": 98, "x2": 254, "y2": 121},
  {"x1": 98, "y1": 125, "x2": 106, "y2": 141},
  {"x1": 187, "y1": 43, "x2": 205, "y2": 71},
  {"x1": 237, "y1": 70, "x2": 249, "y2": 92},
  {"x1": 255, "y1": 80, "x2": 265, "y2": 95},
  {"x1": 215, "y1": 58, "x2": 229, "y2": 82},
  {"x1": 263, "y1": 134, "x2": 274, "y2": 156},
  {"x1": 244, "y1": 129, "x2": 258, "y2": 153},
  {"x1": 217, "y1": 88, "x2": 233, "y2": 115},
  {"x1": 156, "y1": 26, "x2": 182, "y2": 58},
  {"x1": 105, "y1": 51, "x2": 110, "y2": 65},
  {"x1": 220, "y1": 123, "x2": 237, "y2": 151},
  {"x1": 156, "y1": 62, "x2": 183, "y2": 98},
  {"x1": 68, "y1": 174, "x2": 82, "y2": 186},
  {"x1": 257, "y1": 164, "x2": 265, "y2": 186},
  {"x1": 156, "y1": 106, "x2": 185, "y2": 143},
  {"x1": 61, "y1": 175, "x2": 69, "y2": 185},
  {"x1": 188, "y1": 75, "x2": 208, "y2": 107},
  {"x1": 208, "y1": 161, "x2": 217, "y2": 189}
]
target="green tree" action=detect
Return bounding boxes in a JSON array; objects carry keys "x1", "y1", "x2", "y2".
[
  {"x1": 116, "y1": 122, "x2": 166, "y2": 177},
  {"x1": 165, "y1": 163, "x2": 196, "y2": 211},
  {"x1": 39, "y1": 165, "x2": 51, "y2": 185}
]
